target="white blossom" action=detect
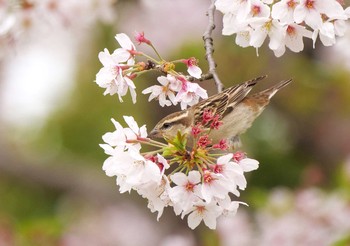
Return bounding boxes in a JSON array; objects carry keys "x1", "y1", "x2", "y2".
[
  {"x1": 114, "y1": 33, "x2": 137, "y2": 64},
  {"x1": 100, "y1": 118, "x2": 260, "y2": 230},
  {"x1": 271, "y1": 0, "x2": 299, "y2": 23},
  {"x1": 213, "y1": 154, "x2": 247, "y2": 195},
  {"x1": 96, "y1": 47, "x2": 137, "y2": 103},
  {"x1": 185, "y1": 200, "x2": 223, "y2": 230},
  {"x1": 201, "y1": 170, "x2": 232, "y2": 203},
  {"x1": 238, "y1": 157, "x2": 260, "y2": 172},
  {"x1": 169, "y1": 171, "x2": 202, "y2": 214},
  {"x1": 216, "y1": 0, "x2": 350, "y2": 56},
  {"x1": 274, "y1": 23, "x2": 312, "y2": 57},
  {"x1": 142, "y1": 74, "x2": 180, "y2": 107},
  {"x1": 293, "y1": 0, "x2": 346, "y2": 29},
  {"x1": 175, "y1": 80, "x2": 208, "y2": 110},
  {"x1": 249, "y1": 18, "x2": 284, "y2": 52}
]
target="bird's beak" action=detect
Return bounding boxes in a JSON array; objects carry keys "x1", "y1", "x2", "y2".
[{"x1": 149, "y1": 129, "x2": 161, "y2": 139}]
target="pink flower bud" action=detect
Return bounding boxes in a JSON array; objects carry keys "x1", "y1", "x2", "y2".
[
  {"x1": 210, "y1": 115, "x2": 223, "y2": 130},
  {"x1": 233, "y1": 151, "x2": 247, "y2": 162},
  {"x1": 213, "y1": 139, "x2": 228, "y2": 150},
  {"x1": 197, "y1": 135, "x2": 211, "y2": 148},
  {"x1": 191, "y1": 124, "x2": 202, "y2": 137},
  {"x1": 202, "y1": 109, "x2": 214, "y2": 124},
  {"x1": 134, "y1": 31, "x2": 152, "y2": 45}
]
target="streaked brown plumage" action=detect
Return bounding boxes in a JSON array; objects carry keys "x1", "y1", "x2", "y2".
[{"x1": 149, "y1": 76, "x2": 292, "y2": 146}]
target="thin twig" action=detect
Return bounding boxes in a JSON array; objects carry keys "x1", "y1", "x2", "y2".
[
  {"x1": 203, "y1": 0, "x2": 224, "y2": 93},
  {"x1": 187, "y1": 73, "x2": 213, "y2": 82}
]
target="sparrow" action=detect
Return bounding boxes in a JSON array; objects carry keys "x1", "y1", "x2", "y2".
[{"x1": 149, "y1": 76, "x2": 292, "y2": 147}]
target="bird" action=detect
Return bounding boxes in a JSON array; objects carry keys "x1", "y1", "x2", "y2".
[{"x1": 149, "y1": 76, "x2": 292, "y2": 147}]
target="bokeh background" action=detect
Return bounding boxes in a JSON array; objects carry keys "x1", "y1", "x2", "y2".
[{"x1": 1, "y1": 0, "x2": 350, "y2": 245}]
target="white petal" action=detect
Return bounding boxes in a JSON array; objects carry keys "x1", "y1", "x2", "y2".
[
  {"x1": 293, "y1": 4, "x2": 308, "y2": 24},
  {"x1": 170, "y1": 172, "x2": 187, "y2": 186},
  {"x1": 112, "y1": 48, "x2": 131, "y2": 63},
  {"x1": 123, "y1": 116, "x2": 139, "y2": 134},
  {"x1": 99, "y1": 144, "x2": 115, "y2": 155},
  {"x1": 239, "y1": 158, "x2": 259, "y2": 172},
  {"x1": 188, "y1": 171, "x2": 201, "y2": 184},
  {"x1": 217, "y1": 154, "x2": 233, "y2": 165},
  {"x1": 222, "y1": 13, "x2": 240, "y2": 35},
  {"x1": 203, "y1": 212, "x2": 218, "y2": 229},
  {"x1": 157, "y1": 76, "x2": 169, "y2": 86},
  {"x1": 187, "y1": 211, "x2": 202, "y2": 229},
  {"x1": 250, "y1": 29, "x2": 268, "y2": 48},
  {"x1": 273, "y1": 45, "x2": 286, "y2": 57},
  {"x1": 236, "y1": 31, "x2": 251, "y2": 47},
  {"x1": 98, "y1": 49, "x2": 113, "y2": 66},
  {"x1": 115, "y1": 33, "x2": 135, "y2": 50},
  {"x1": 187, "y1": 66, "x2": 202, "y2": 79}
]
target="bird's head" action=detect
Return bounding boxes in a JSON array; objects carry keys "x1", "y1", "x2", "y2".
[{"x1": 149, "y1": 110, "x2": 193, "y2": 139}]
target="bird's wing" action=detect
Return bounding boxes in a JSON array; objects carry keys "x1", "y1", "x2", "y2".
[{"x1": 193, "y1": 76, "x2": 267, "y2": 124}]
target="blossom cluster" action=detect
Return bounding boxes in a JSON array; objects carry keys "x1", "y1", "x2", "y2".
[
  {"x1": 215, "y1": 0, "x2": 350, "y2": 57},
  {"x1": 100, "y1": 113, "x2": 259, "y2": 229},
  {"x1": 95, "y1": 33, "x2": 207, "y2": 109},
  {"x1": 0, "y1": 0, "x2": 115, "y2": 51}
]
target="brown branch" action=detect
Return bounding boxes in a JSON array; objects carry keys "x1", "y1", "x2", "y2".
[
  {"x1": 203, "y1": 0, "x2": 224, "y2": 93},
  {"x1": 187, "y1": 73, "x2": 213, "y2": 82}
]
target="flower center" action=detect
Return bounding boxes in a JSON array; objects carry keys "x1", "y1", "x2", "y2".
[
  {"x1": 213, "y1": 164, "x2": 223, "y2": 174},
  {"x1": 185, "y1": 182, "x2": 195, "y2": 192},
  {"x1": 251, "y1": 5, "x2": 261, "y2": 16},
  {"x1": 287, "y1": 25, "x2": 296, "y2": 36},
  {"x1": 305, "y1": 0, "x2": 315, "y2": 9},
  {"x1": 263, "y1": 20, "x2": 273, "y2": 31},
  {"x1": 287, "y1": 0, "x2": 296, "y2": 8},
  {"x1": 203, "y1": 172, "x2": 214, "y2": 184},
  {"x1": 196, "y1": 205, "x2": 205, "y2": 214}
]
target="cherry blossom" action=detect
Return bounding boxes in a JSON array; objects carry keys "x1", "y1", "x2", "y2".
[
  {"x1": 100, "y1": 116, "x2": 260, "y2": 229},
  {"x1": 185, "y1": 200, "x2": 223, "y2": 230},
  {"x1": 293, "y1": 0, "x2": 345, "y2": 29},
  {"x1": 274, "y1": 23, "x2": 312, "y2": 57},
  {"x1": 182, "y1": 57, "x2": 202, "y2": 79},
  {"x1": 114, "y1": 33, "x2": 138, "y2": 64},
  {"x1": 216, "y1": 0, "x2": 350, "y2": 56},
  {"x1": 201, "y1": 170, "x2": 233, "y2": 203},
  {"x1": 123, "y1": 115, "x2": 147, "y2": 139},
  {"x1": 96, "y1": 48, "x2": 137, "y2": 103},
  {"x1": 248, "y1": 0, "x2": 270, "y2": 18},
  {"x1": 142, "y1": 74, "x2": 180, "y2": 107},
  {"x1": 213, "y1": 154, "x2": 248, "y2": 194},
  {"x1": 271, "y1": 0, "x2": 299, "y2": 23},
  {"x1": 175, "y1": 78, "x2": 208, "y2": 109},
  {"x1": 169, "y1": 171, "x2": 202, "y2": 213}
]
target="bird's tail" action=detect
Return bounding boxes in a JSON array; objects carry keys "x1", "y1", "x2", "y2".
[{"x1": 263, "y1": 79, "x2": 293, "y2": 99}]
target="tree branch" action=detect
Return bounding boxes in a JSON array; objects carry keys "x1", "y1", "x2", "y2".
[{"x1": 203, "y1": 0, "x2": 224, "y2": 93}]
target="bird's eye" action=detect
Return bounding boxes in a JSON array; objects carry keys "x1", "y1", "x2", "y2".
[{"x1": 162, "y1": 122, "x2": 172, "y2": 129}]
